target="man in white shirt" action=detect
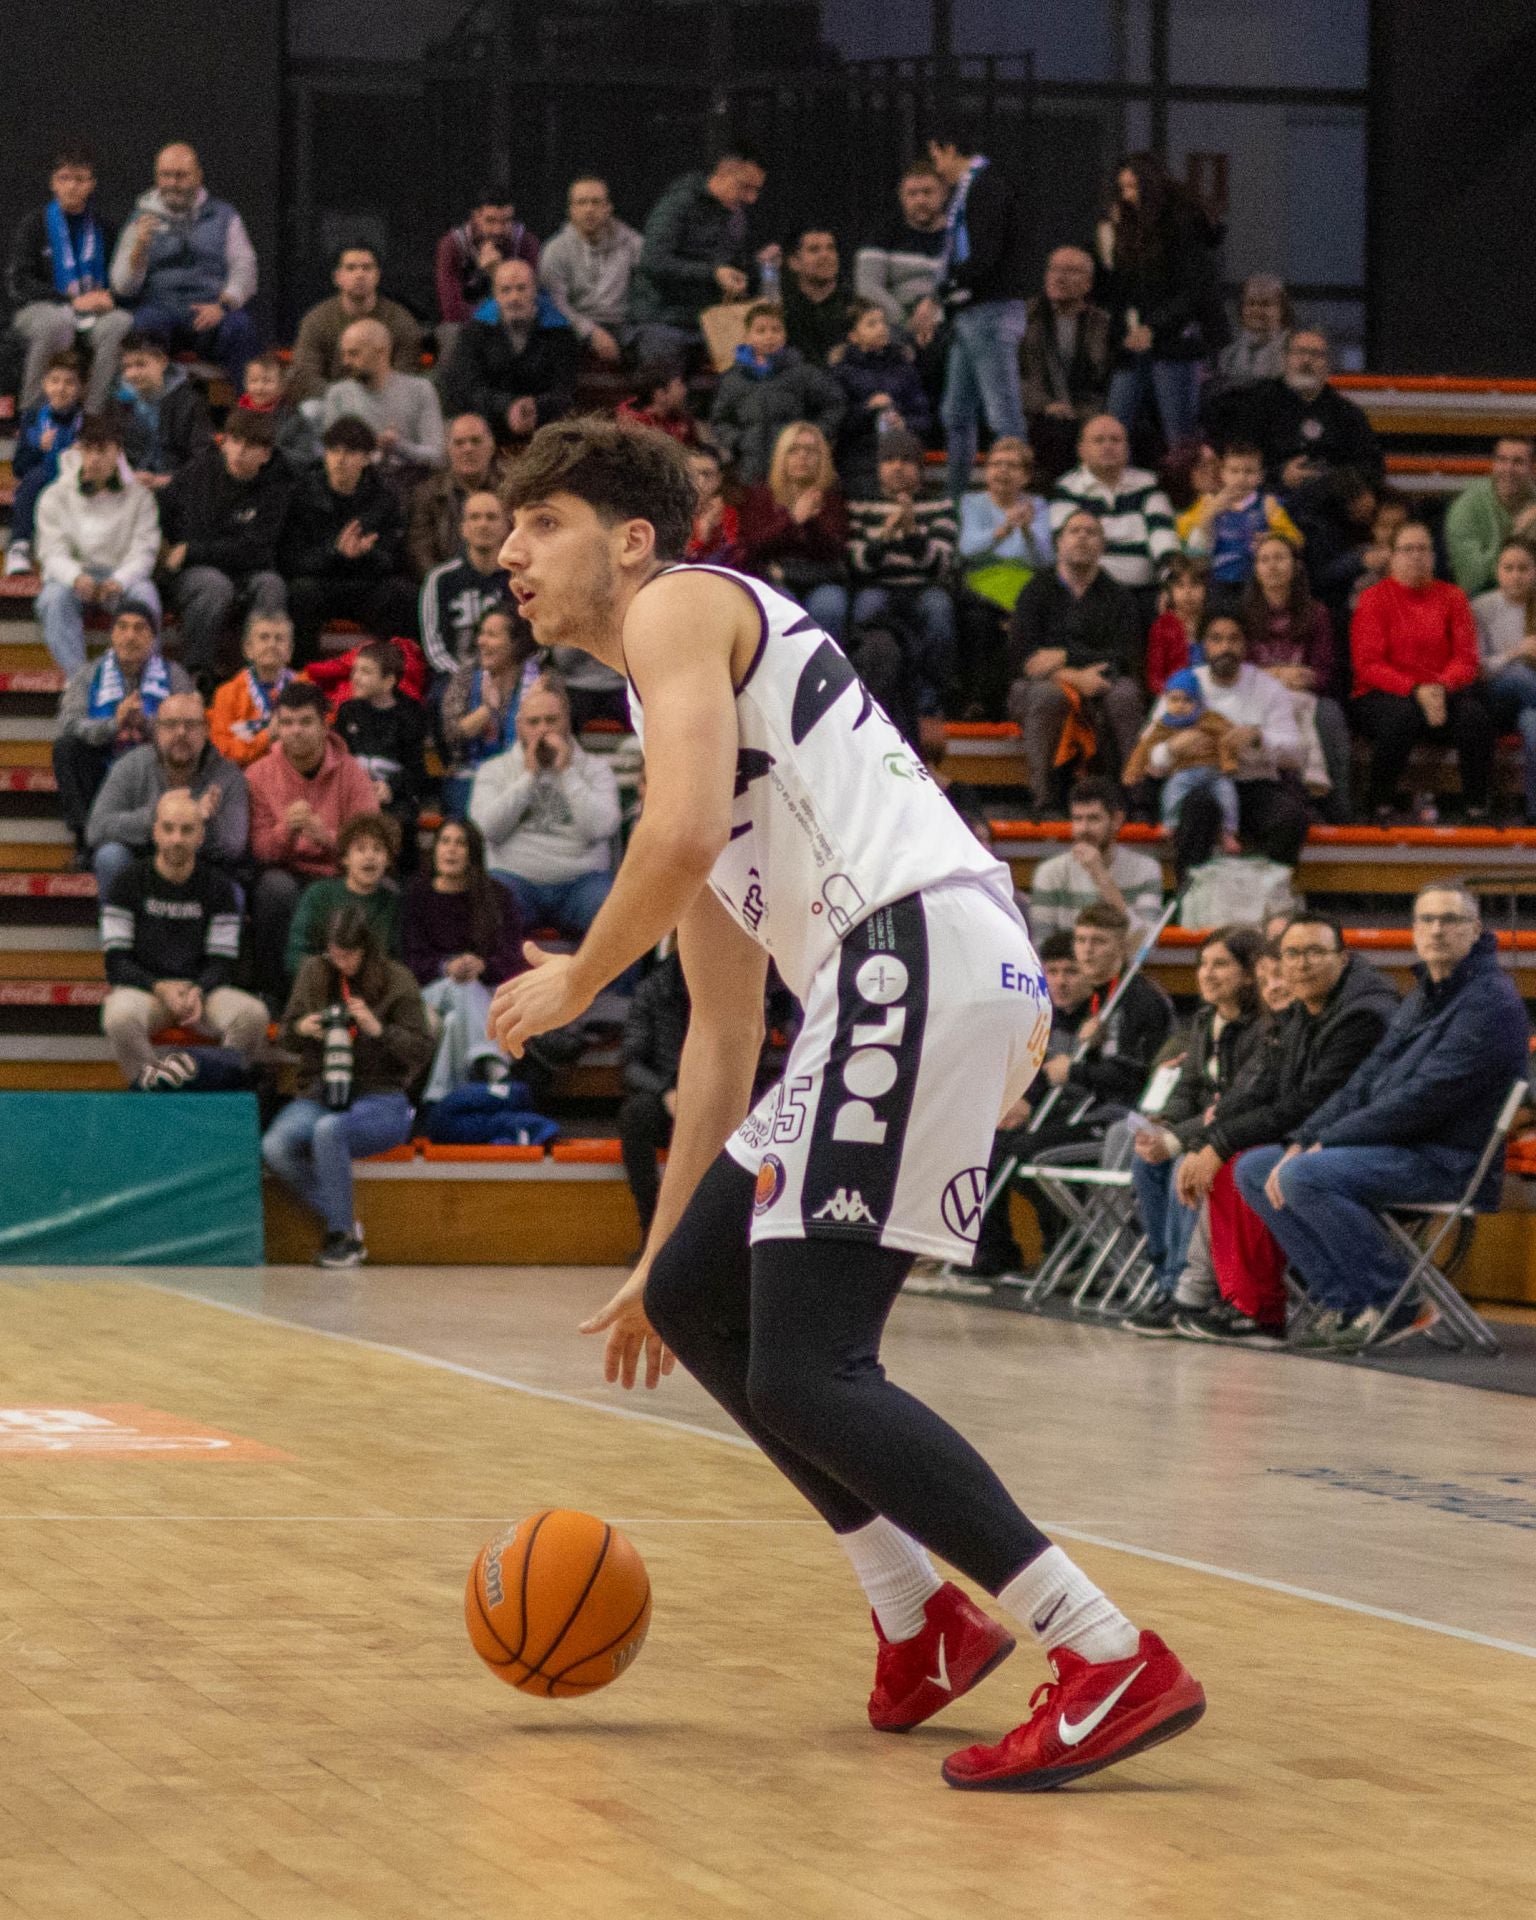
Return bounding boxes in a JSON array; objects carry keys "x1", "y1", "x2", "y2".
[{"x1": 1028, "y1": 775, "x2": 1164, "y2": 941}]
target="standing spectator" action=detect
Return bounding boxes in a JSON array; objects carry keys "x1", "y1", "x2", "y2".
[
  {"x1": 1240, "y1": 533, "x2": 1352, "y2": 816},
  {"x1": 156, "y1": 408, "x2": 289, "y2": 678},
  {"x1": 246, "y1": 681, "x2": 378, "y2": 997},
  {"x1": 1209, "y1": 273, "x2": 1291, "y2": 395},
  {"x1": 538, "y1": 176, "x2": 643, "y2": 366},
  {"x1": 334, "y1": 640, "x2": 428, "y2": 860},
  {"x1": 285, "y1": 810, "x2": 402, "y2": 979},
  {"x1": 1352, "y1": 521, "x2": 1494, "y2": 823},
  {"x1": 1175, "y1": 440, "x2": 1302, "y2": 589},
  {"x1": 1097, "y1": 152, "x2": 1226, "y2": 452},
  {"x1": 87, "y1": 691, "x2": 247, "y2": 896},
  {"x1": 1144, "y1": 553, "x2": 1210, "y2": 695},
  {"x1": 955, "y1": 436, "x2": 1050, "y2": 715},
  {"x1": 111, "y1": 330, "x2": 214, "y2": 487},
  {"x1": 433, "y1": 190, "x2": 540, "y2": 340},
  {"x1": 1049, "y1": 412, "x2": 1179, "y2": 608},
  {"x1": 1229, "y1": 331, "x2": 1383, "y2": 491},
  {"x1": 781, "y1": 228, "x2": 850, "y2": 367},
  {"x1": 831, "y1": 299, "x2": 930, "y2": 498},
  {"x1": 619, "y1": 950, "x2": 689, "y2": 1239},
  {"x1": 737, "y1": 422, "x2": 849, "y2": 635},
  {"x1": 288, "y1": 242, "x2": 423, "y2": 404},
  {"x1": 420, "y1": 491, "x2": 512, "y2": 678},
  {"x1": 34, "y1": 418, "x2": 161, "y2": 674},
  {"x1": 684, "y1": 445, "x2": 742, "y2": 566},
  {"x1": 1443, "y1": 437, "x2": 1536, "y2": 598},
  {"x1": 1474, "y1": 538, "x2": 1536, "y2": 821},
  {"x1": 469, "y1": 677, "x2": 622, "y2": 938},
  {"x1": 439, "y1": 605, "x2": 544, "y2": 819},
  {"x1": 108, "y1": 143, "x2": 259, "y2": 383},
  {"x1": 99, "y1": 790, "x2": 267, "y2": 1089},
  {"x1": 923, "y1": 128, "x2": 1031, "y2": 501},
  {"x1": 208, "y1": 609, "x2": 296, "y2": 769},
  {"x1": 279, "y1": 416, "x2": 417, "y2": 664},
  {"x1": 1018, "y1": 246, "x2": 1112, "y2": 485},
  {"x1": 321, "y1": 319, "x2": 445, "y2": 487},
  {"x1": 6, "y1": 144, "x2": 132, "y2": 413},
  {"x1": 440, "y1": 259, "x2": 579, "y2": 445},
  {"x1": 1027, "y1": 773, "x2": 1165, "y2": 940},
  {"x1": 406, "y1": 413, "x2": 508, "y2": 579},
  {"x1": 629, "y1": 150, "x2": 771, "y2": 361},
  {"x1": 53, "y1": 599, "x2": 192, "y2": 855},
  {"x1": 263, "y1": 904, "x2": 433, "y2": 1268},
  {"x1": 708, "y1": 302, "x2": 844, "y2": 486},
  {"x1": 403, "y1": 819, "x2": 527, "y2": 1102},
  {"x1": 845, "y1": 430, "x2": 958, "y2": 729},
  {"x1": 5, "y1": 350, "x2": 85, "y2": 576},
  {"x1": 1007, "y1": 509, "x2": 1145, "y2": 811},
  {"x1": 617, "y1": 363, "x2": 703, "y2": 446}
]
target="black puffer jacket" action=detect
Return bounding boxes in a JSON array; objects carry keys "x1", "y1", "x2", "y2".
[{"x1": 1158, "y1": 1000, "x2": 1264, "y2": 1148}]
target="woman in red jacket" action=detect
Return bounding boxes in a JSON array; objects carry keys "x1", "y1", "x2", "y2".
[
  {"x1": 736, "y1": 422, "x2": 849, "y2": 637},
  {"x1": 1350, "y1": 519, "x2": 1495, "y2": 822}
]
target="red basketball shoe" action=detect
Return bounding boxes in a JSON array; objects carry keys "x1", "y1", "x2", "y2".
[
  {"x1": 868, "y1": 1582, "x2": 1016, "y2": 1733},
  {"x1": 941, "y1": 1630, "x2": 1205, "y2": 1789}
]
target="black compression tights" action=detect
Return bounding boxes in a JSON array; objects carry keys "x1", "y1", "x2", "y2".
[{"x1": 643, "y1": 1155, "x2": 1050, "y2": 1594}]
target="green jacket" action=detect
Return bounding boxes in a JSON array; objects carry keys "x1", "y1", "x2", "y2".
[
  {"x1": 285, "y1": 878, "x2": 400, "y2": 981},
  {"x1": 1443, "y1": 479, "x2": 1518, "y2": 597}
]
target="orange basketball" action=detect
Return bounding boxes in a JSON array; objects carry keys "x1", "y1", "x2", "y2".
[{"x1": 465, "y1": 1509, "x2": 652, "y2": 1697}]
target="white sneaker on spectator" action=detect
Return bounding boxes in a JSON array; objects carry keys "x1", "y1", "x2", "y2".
[
  {"x1": 4, "y1": 541, "x2": 32, "y2": 576},
  {"x1": 316, "y1": 1232, "x2": 365, "y2": 1269}
]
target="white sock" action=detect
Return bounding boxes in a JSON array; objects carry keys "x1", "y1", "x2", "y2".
[
  {"x1": 837, "y1": 1516, "x2": 943, "y2": 1642},
  {"x1": 998, "y1": 1546, "x2": 1139, "y2": 1665}
]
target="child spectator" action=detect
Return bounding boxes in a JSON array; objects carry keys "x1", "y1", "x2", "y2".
[
  {"x1": 5, "y1": 351, "x2": 84, "y2": 575},
  {"x1": 439, "y1": 606, "x2": 545, "y2": 819},
  {"x1": 1125, "y1": 668, "x2": 1242, "y2": 850},
  {"x1": 1145, "y1": 553, "x2": 1210, "y2": 694},
  {"x1": 684, "y1": 445, "x2": 741, "y2": 566},
  {"x1": 334, "y1": 639, "x2": 428, "y2": 866},
  {"x1": 617, "y1": 364, "x2": 702, "y2": 447},
  {"x1": 305, "y1": 632, "x2": 431, "y2": 717},
  {"x1": 708, "y1": 303, "x2": 844, "y2": 485},
  {"x1": 112, "y1": 330, "x2": 213, "y2": 488},
  {"x1": 285, "y1": 810, "x2": 403, "y2": 979},
  {"x1": 237, "y1": 352, "x2": 319, "y2": 469},
  {"x1": 1176, "y1": 441, "x2": 1301, "y2": 588},
  {"x1": 1348, "y1": 494, "x2": 1410, "y2": 612},
  {"x1": 209, "y1": 610, "x2": 297, "y2": 768},
  {"x1": 830, "y1": 299, "x2": 930, "y2": 498}
]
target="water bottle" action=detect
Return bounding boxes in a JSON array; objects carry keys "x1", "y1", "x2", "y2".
[{"x1": 321, "y1": 1002, "x2": 354, "y2": 1111}]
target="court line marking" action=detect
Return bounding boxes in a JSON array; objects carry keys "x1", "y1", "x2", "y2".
[
  {"x1": 127, "y1": 1279, "x2": 1536, "y2": 1663},
  {"x1": 0, "y1": 1514, "x2": 823, "y2": 1525}
]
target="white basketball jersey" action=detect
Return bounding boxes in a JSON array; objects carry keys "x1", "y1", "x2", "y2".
[{"x1": 626, "y1": 566, "x2": 1019, "y2": 999}]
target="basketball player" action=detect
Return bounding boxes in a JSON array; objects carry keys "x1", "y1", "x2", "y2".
[{"x1": 488, "y1": 419, "x2": 1204, "y2": 1791}]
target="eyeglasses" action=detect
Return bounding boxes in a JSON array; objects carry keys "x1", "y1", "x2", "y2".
[
  {"x1": 1279, "y1": 944, "x2": 1338, "y2": 963},
  {"x1": 1414, "y1": 912, "x2": 1474, "y2": 928}
]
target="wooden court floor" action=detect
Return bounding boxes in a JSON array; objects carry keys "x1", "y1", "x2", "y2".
[{"x1": 0, "y1": 1263, "x2": 1533, "y2": 1920}]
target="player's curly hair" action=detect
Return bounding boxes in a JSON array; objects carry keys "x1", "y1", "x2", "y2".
[{"x1": 503, "y1": 415, "x2": 697, "y2": 564}]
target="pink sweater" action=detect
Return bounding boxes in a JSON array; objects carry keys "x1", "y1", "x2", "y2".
[{"x1": 246, "y1": 734, "x2": 377, "y2": 877}]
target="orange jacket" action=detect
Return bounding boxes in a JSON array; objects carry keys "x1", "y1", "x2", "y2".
[{"x1": 207, "y1": 667, "x2": 293, "y2": 768}]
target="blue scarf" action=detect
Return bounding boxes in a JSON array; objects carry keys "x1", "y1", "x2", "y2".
[
  {"x1": 23, "y1": 404, "x2": 82, "y2": 480},
  {"x1": 233, "y1": 665, "x2": 294, "y2": 743},
  {"x1": 87, "y1": 651, "x2": 173, "y2": 724},
  {"x1": 465, "y1": 659, "x2": 537, "y2": 766},
  {"x1": 938, "y1": 156, "x2": 988, "y2": 285},
  {"x1": 45, "y1": 199, "x2": 105, "y2": 297}
]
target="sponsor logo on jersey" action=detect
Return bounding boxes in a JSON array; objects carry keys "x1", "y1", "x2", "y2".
[
  {"x1": 810, "y1": 1187, "x2": 876, "y2": 1225},
  {"x1": 754, "y1": 1154, "x2": 787, "y2": 1215},
  {"x1": 1000, "y1": 960, "x2": 1049, "y2": 997},
  {"x1": 940, "y1": 1167, "x2": 991, "y2": 1239},
  {"x1": 820, "y1": 873, "x2": 867, "y2": 937},
  {"x1": 831, "y1": 950, "x2": 910, "y2": 1146},
  {"x1": 882, "y1": 748, "x2": 929, "y2": 783},
  {"x1": 742, "y1": 867, "x2": 765, "y2": 931}
]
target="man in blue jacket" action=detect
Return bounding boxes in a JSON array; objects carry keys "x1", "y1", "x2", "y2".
[{"x1": 1234, "y1": 885, "x2": 1530, "y2": 1348}]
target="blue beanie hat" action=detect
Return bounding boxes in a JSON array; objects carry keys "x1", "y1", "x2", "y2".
[{"x1": 1162, "y1": 668, "x2": 1205, "y2": 727}]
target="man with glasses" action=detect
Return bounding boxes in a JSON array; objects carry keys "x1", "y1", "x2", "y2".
[
  {"x1": 1231, "y1": 329, "x2": 1383, "y2": 491},
  {"x1": 85, "y1": 690, "x2": 248, "y2": 897},
  {"x1": 1235, "y1": 887, "x2": 1529, "y2": 1348}
]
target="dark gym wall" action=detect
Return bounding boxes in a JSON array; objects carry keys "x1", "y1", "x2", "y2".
[{"x1": 0, "y1": 1, "x2": 285, "y2": 324}]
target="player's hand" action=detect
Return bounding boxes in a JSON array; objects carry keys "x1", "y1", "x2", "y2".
[
  {"x1": 580, "y1": 1265, "x2": 676, "y2": 1389},
  {"x1": 487, "y1": 946, "x2": 594, "y2": 1057}
]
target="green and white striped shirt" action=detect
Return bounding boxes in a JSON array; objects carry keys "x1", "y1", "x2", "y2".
[
  {"x1": 1028, "y1": 843, "x2": 1166, "y2": 942},
  {"x1": 1048, "y1": 465, "x2": 1179, "y2": 590}
]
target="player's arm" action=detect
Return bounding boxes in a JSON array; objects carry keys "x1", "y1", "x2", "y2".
[
  {"x1": 488, "y1": 571, "x2": 746, "y2": 1058},
  {"x1": 580, "y1": 886, "x2": 768, "y2": 1390}
]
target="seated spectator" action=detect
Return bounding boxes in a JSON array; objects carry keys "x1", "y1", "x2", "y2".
[
  {"x1": 1289, "y1": 464, "x2": 1382, "y2": 635},
  {"x1": 6, "y1": 144, "x2": 131, "y2": 414},
  {"x1": 1125, "y1": 926, "x2": 1264, "y2": 1312},
  {"x1": 407, "y1": 412, "x2": 508, "y2": 579},
  {"x1": 157, "y1": 408, "x2": 289, "y2": 679},
  {"x1": 420, "y1": 491, "x2": 513, "y2": 679},
  {"x1": 112, "y1": 329, "x2": 214, "y2": 487},
  {"x1": 263, "y1": 903, "x2": 433, "y2": 1268},
  {"x1": 1125, "y1": 669, "x2": 1242, "y2": 850},
  {"x1": 1206, "y1": 273, "x2": 1291, "y2": 401},
  {"x1": 1027, "y1": 773, "x2": 1165, "y2": 941},
  {"x1": 709, "y1": 301, "x2": 844, "y2": 486},
  {"x1": 1006, "y1": 509, "x2": 1145, "y2": 812},
  {"x1": 109, "y1": 143, "x2": 259, "y2": 383},
  {"x1": 629, "y1": 151, "x2": 770, "y2": 362},
  {"x1": 1474, "y1": 538, "x2": 1536, "y2": 822},
  {"x1": 236, "y1": 351, "x2": 320, "y2": 471},
  {"x1": 844, "y1": 429, "x2": 957, "y2": 734},
  {"x1": 1348, "y1": 493, "x2": 1412, "y2": 614},
  {"x1": 53, "y1": 598, "x2": 193, "y2": 856},
  {"x1": 1235, "y1": 886, "x2": 1529, "y2": 1349},
  {"x1": 469, "y1": 676, "x2": 622, "y2": 939},
  {"x1": 737, "y1": 421, "x2": 848, "y2": 634},
  {"x1": 441, "y1": 259, "x2": 578, "y2": 448},
  {"x1": 1445, "y1": 436, "x2": 1536, "y2": 598},
  {"x1": 402, "y1": 818, "x2": 527, "y2": 1103},
  {"x1": 208, "y1": 609, "x2": 296, "y2": 768},
  {"x1": 87, "y1": 690, "x2": 247, "y2": 896},
  {"x1": 279, "y1": 416, "x2": 418, "y2": 664},
  {"x1": 1175, "y1": 440, "x2": 1302, "y2": 589},
  {"x1": 246, "y1": 680, "x2": 378, "y2": 997},
  {"x1": 288, "y1": 242, "x2": 423, "y2": 404},
  {"x1": 831, "y1": 299, "x2": 930, "y2": 498},
  {"x1": 34, "y1": 417, "x2": 161, "y2": 674},
  {"x1": 99, "y1": 789, "x2": 267, "y2": 1089},
  {"x1": 1144, "y1": 553, "x2": 1209, "y2": 695},
  {"x1": 1241, "y1": 533, "x2": 1351, "y2": 815},
  {"x1": 1049, "y1": 412, "x2": 1179, "y2": 610},
  {"x1": 956, "y1": 436, "x2": 1051, "y2": 714},
  {"x1": 321, "y1": 319, "x2": 445, "y2": 495},
  {"x1": 1227, "y1": 330, "x2": 1383, "y2": 492},
  {"x1": 619, "y1": 949, "x2": 689, "y2": 1239},
  {"x1": 1150, "y1": 612, "x2": 1308, "y2": 873},
  {"x1": 439, "y1": 605, "x2": 545, "y2": 819},
  {"x1": 617, "y1": 363, "x2": 703, "y2": 446},
  {"x1": 334, "y1": 640, "x2": 428, "y2": 864},
  {"x1": 781, "y1": 228, "x2": 850, "y2": 367},
  {"x1": 5, "y1": 350, "x2": 85, "y2": 576},
  {"x1": 285, "y1": 809, "x2": 402, "y2": 979},
  {"x1": 1351, "y1": 520, "x2": 1493, "y2": 823},
  {"x1": 433, "y1": 190, "x2": 541, "y2": 356},
  {"x1": 1018, "y1": 246, "x2": 1112, "y2": 485},
  {"x1": 538, "y1": 176, "x2": 643, "y2": 366},
  {"x1": 684, "y1": 445, "x2": 742, "y2": 566}
]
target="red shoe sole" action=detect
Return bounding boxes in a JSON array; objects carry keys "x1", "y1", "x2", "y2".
[
  {"x1": 942, "y1": 1685, "x2": 1206, "y2": 1790},
  {"x1": 874, "y1": 1632, "x2": 1018, "y2": 1735}
]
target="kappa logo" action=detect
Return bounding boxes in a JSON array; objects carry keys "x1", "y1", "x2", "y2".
[
  {"x1": 754, "y1": 1154, "x2": 787, "y2": 1215},
  {"x1": 811, "y1": 1187, "x2": 876, "y2": 1225},
  {"x1": 831, "y1": 952, "x2": 909, "y2": 1146},
  {"x1": 940, "y1": 1167, "x2": 991, "y2": 1240}
]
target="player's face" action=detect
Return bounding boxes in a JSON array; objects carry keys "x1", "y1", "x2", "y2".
[{"x1": 502, "y1": 493, "x2": 620, "y2": 648}]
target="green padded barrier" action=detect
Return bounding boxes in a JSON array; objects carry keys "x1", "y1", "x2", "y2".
[{"x1": 0, "y1": 1093, "x2": 264, "y2": 1266}]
